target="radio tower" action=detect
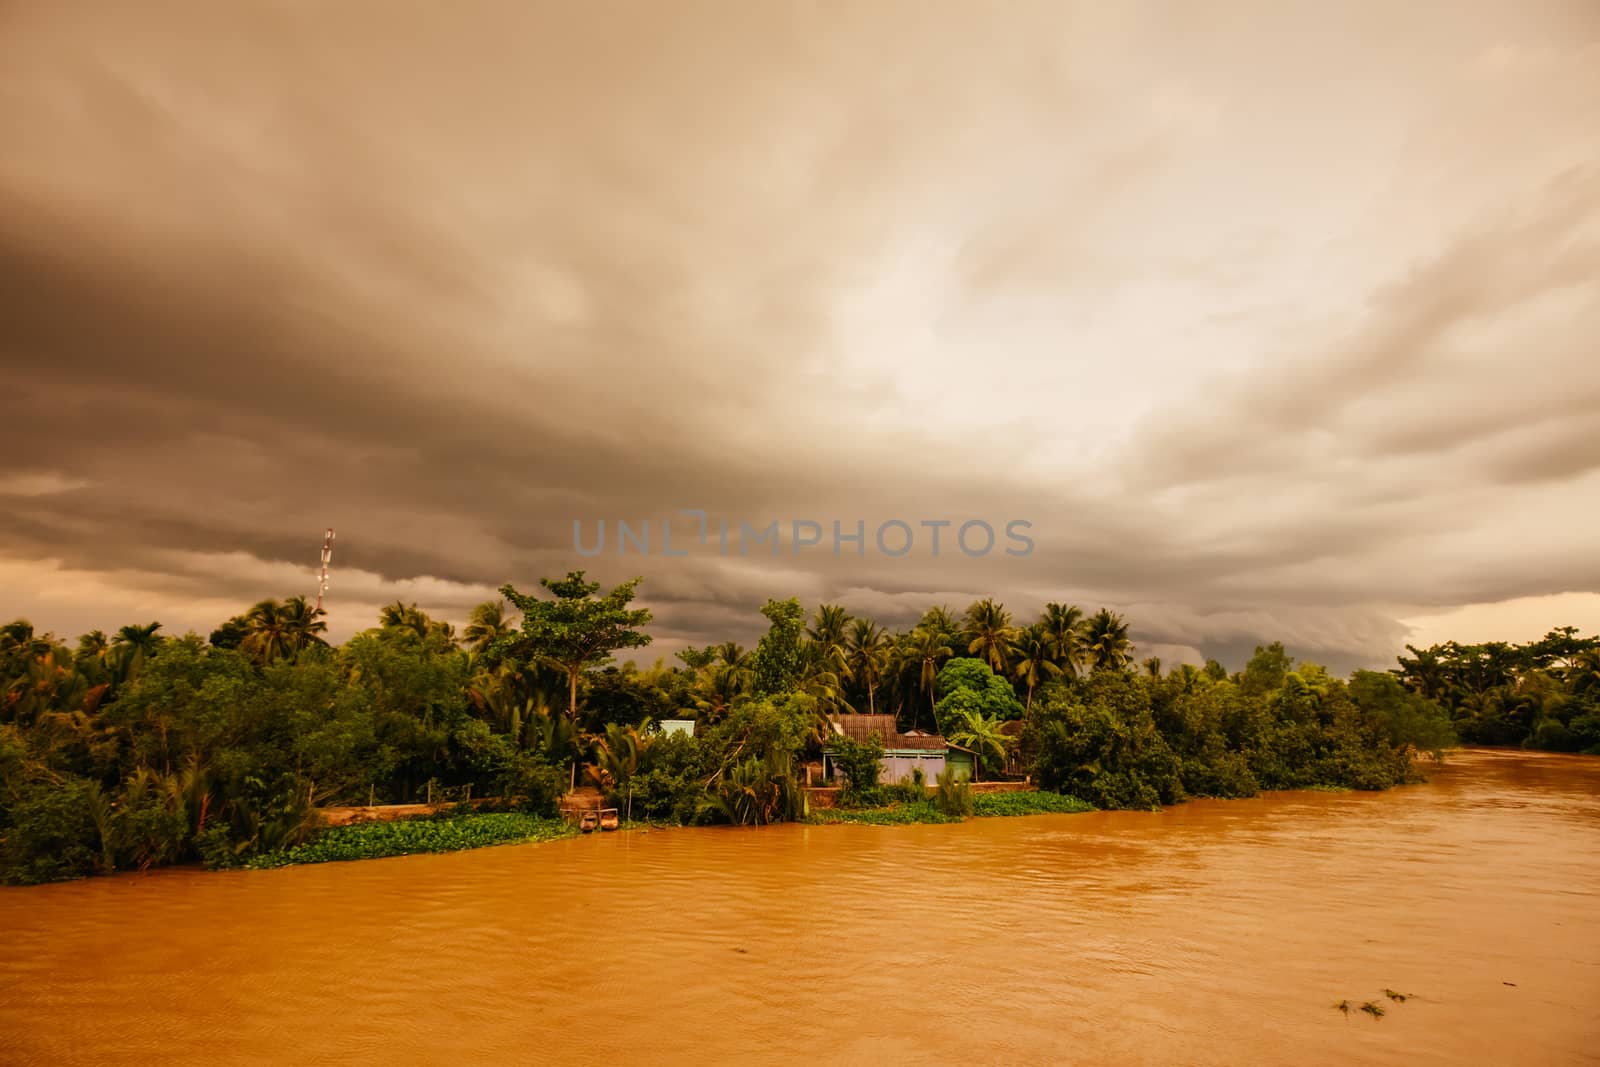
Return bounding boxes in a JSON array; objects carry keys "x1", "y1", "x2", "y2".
[{"x1": 314, "y1": 528, "x2": 335, "y2": 613}]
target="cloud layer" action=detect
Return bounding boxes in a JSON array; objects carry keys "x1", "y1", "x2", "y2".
[{"x1": 3, "y1": 1, "x2": 1598, "y2": 672}]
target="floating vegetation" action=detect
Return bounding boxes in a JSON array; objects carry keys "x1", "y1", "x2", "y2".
[
  {"x1": 1359, "y1": 1001, "x2": 1386, "y2": 1020},
  {"x1": 1333, "y1": 1000, "x2": 1352, "y2": 1016},
  {"x1": 1383, "y1": 989, "x2": 1412, "y2": 1002}
]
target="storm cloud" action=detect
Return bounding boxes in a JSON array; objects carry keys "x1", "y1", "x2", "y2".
[{"x1": 2, "y1": 0, "x2": 1598, "y2": 673}]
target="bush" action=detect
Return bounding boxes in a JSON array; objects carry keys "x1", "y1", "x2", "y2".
[
  {"x1": 933, "y1": 766, "x2": 972, "y2": 817},
  {"x1": 246, "y1": 812, "x2": 575, "y2": 869},
  {"x1": 1, "y1": 777, "x2": 107, "y2": 885},
  {"x1": 969, "y1": 791, "x2": 1092, "y2": 817},
  {"x1": 830, "y1": 733, "x2": 885, "y2": 793}
]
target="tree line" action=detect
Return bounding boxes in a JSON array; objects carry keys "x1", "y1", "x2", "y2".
[{"x1": 5, "y1": 570, "x2": 1581, "y2": 884}]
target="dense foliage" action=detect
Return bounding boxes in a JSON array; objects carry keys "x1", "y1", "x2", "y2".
[
  {"x1": 1394, "y1": 629, "x2": 1600, "y2": 752},
  {"x1": 3, "y1": 578, "x2": 1540, "y2": 884}
]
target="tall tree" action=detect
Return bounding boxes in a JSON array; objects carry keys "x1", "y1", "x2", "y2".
[
  {"x1": 807, "y1": 604, "x2": 853, "y2": 673},
  {"x1": 844, "y1": 618, "x2": 891, "y2": 715},
  {"x1": 496, "y1": 572, "x2": 653, "y2": 788},
  {"x1": 1041, "y1": 602, "x2": 1085, "y2": 677},
  {"x1": 463, "y1": 600, "x2": 517, "y2": 652},
  {"x1": 1081, "y1": 609, "x2": 1133, "y2": 672},
  {"x1": 907, "y1": 626, "x2": 954, "y2": 731},
  {"x1": 963, "y1": 598, "x2": 1015, "y2": 674},
  {"x1": 239, "y1": 597, "x2": 327, "y2": 666},
  {"x1": 112, "y1": 622, "x2": 165, "y2": 682},
  {"x1": 1013, "y1": 623, "x2": 1063, "y2": 710}
]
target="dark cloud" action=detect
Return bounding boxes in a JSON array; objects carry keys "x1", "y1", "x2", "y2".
[{"x1": 2, "y1": 0, "x2": 1598, "y2": 668}]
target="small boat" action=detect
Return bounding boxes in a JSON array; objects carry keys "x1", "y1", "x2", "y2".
[
  {"x1": 578, "y1": 810, "x2": 598, "y2": 833},
  {"x1": 599, "y1": 808, "x2": 619, "y2": 832}
]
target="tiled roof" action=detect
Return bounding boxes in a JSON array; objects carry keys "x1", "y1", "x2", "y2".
[{"x1": 829, "y1": 715, "x2": 948, "y2": 751}]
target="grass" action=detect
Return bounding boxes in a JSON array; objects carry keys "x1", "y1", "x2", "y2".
[
  {"x1": 809, "y1": 790, "x2": 1094, "y2": 826},
  {"x1": 247, "y1": 812, "x2": 577, "y2": 869}
]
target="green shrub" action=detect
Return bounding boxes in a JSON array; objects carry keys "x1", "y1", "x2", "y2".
[
  {"x1": 1, "y1": 777, "x2": 107, "y2": 885},
  {"x1": 933, "y1": 766, "x2": 972, "y2": 817},
  {"x1": 830, "y1": 733, "x2": 885, "y2": 793},
  {"x1": 247, "y1": 812, "x2": 576, "y2": 869},
  {"x1": 969, "y1": 791, "x2": 1092, "y2": 817}
]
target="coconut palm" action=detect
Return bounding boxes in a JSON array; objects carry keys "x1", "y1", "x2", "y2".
[
  {"x1": 807, "y1": 604, "x2": 853, "y2": 672},
  {"x1": 1082, "y1": 608, "x2": 1133, "y2": 672},
  {"x1": 112, "y1": 622, "x2": 164, "y2": 682},
  {"x1": 1040, "y1": 602, "x2": 1085, "y2": 677},
  {"x1": 948, "y1": 709, "x2": 1008, "y2": 782},
  {"x1": 844, "y1": 618, "x2": 891, "y2": 715},
  {"x1": 906, "y1": 625, "x2": 953, "y2": 731},
  {"x1": 1142, "y1": 656, "x2": 1163, "y2": 679},
  {"x1": 379, "y1": 601, "x2": 431, "y2": 639},
  {"x1": 1013, "y1": 623, "x2": 1062, "y2": 710},
  {"x1": 464, "y1": 600, "x2": 516, "y2": 651},
  {"x1": 794, "y1": 641, "x2": 847, "y2": 713},
  {"x1": 239, "y1": 597, "x2": 327, "y2": 666},
  {"x1": 963, "y1": 598, "x2": 1015, "y2": 674},
  {"x1": 919, "y1": 605, "x2": 960, "y2": 638}
]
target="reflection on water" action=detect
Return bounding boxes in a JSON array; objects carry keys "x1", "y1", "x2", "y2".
[{"x1": 3, "y1": 749, "x2": 1598, "y2": 1065}]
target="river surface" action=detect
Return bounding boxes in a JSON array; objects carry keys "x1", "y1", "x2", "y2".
[{"x1": 2, "y1": 748, "x2": 1598, "y2": 1065}]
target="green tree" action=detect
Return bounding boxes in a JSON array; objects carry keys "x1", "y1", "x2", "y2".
[
  {"x1": 749, "y1": 598, "x2": 806, "y2": 697},
  {"x1": 464, "y1": 600, "x2": 517, "y2": 652},
  {"x1": 1013, "y1": 623, "x2": 1063, "y2": 711},
  {"x1": 1081, "y1": 609, "x2": 1133, "y2": 672},
  {"x1": 963, "y1": 598, "x2": 1015, "y2": 673},
  {"x1": 844, "y1": 618, "x2": 891, "y2": 715},
  {"x1": 496, "y1": 572, "x2": 653, "y2": 788},
  {"x1": 947, "y1": 709, "x2": 1007, "y2": 781}
]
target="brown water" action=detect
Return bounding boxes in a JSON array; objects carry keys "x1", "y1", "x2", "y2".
[{"x1": 3, "y1": 749, "x2": 1598, "y2": 1065}]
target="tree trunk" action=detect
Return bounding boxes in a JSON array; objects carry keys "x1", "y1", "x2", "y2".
[{"x1": 568, "y1": 670, "x2": 579, "y2": 792}]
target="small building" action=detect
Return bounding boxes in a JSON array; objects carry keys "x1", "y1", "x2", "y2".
[
  {"x1": 658, "y1": 718, "x2": 696, "y2": 737},
  {"x1": 823, "y1": 714, "x2": 956, "y2": 786}
]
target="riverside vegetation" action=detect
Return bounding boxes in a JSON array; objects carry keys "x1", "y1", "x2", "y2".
[{"x1": 4, "y1": 571, "x2": 1593, "y2": 883}]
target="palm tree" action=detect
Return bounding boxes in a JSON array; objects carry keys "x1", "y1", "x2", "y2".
[
  {"x1": 948, "y1": 709, "x2": 1007, "y2": 782},
  {"x1": 844, "y1": 618, "x2": 891, "y2": 715},
  {"x1": 1174, "y1": 663, "x2": 1204, "y2": 693},
  {"x1": 808, "y1": 604, "x2": 853, "y2": 672},
  {"x1": 1142, "y1": 656, "x2": 1163, "y2": 679},
  {"x1": 906, "y1": 626, "x2": 953, "y2": 731},
  {"x1": 794, "y1": 642, "x2": 847, "y2": 713},
  {"x1": 239, "y1": 598, "x2": 327, "y2": 665},
  {"x1": 1012, "y1": 623, "x2": 1062, "y2": 710},
  {"x1": 919, "y1": 605, "x2": 959, "y2": 640},
  {"x1": 1081, "y1": 608, "x2": 1133, "y2": 672},
  {"x1": 464, "y1": 600, "x2": 516, "y2": 651},
  {"x1": 112, "y1": 622, "x2": 164, "y2": 682},
  {"x1": 1041, "y1": 602, "x2": 1085, "y2": 677},
  {"x1": 963, "y1": 598, "x2": 1015, "y2": 674},
  {"x1": 379, "y1": 601, "x2": 431, "y2": 639}
]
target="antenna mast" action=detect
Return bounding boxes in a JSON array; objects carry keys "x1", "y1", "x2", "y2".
[{"x1": 314, "y1": 528, "x2": 335, "y2": 613}]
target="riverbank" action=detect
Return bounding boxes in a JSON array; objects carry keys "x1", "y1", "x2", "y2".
[{"x1": 241, "y1": 789, "x2": 1097, "y2": 870}]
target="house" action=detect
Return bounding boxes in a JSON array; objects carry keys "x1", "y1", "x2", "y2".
[{"x1": 822, "y1": 714, "x2": 976, "y2": 785}]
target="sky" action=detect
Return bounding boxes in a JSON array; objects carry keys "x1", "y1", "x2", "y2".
[{"x1": 2, "y1": 1, "x2": 1598, "y2": 673}]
